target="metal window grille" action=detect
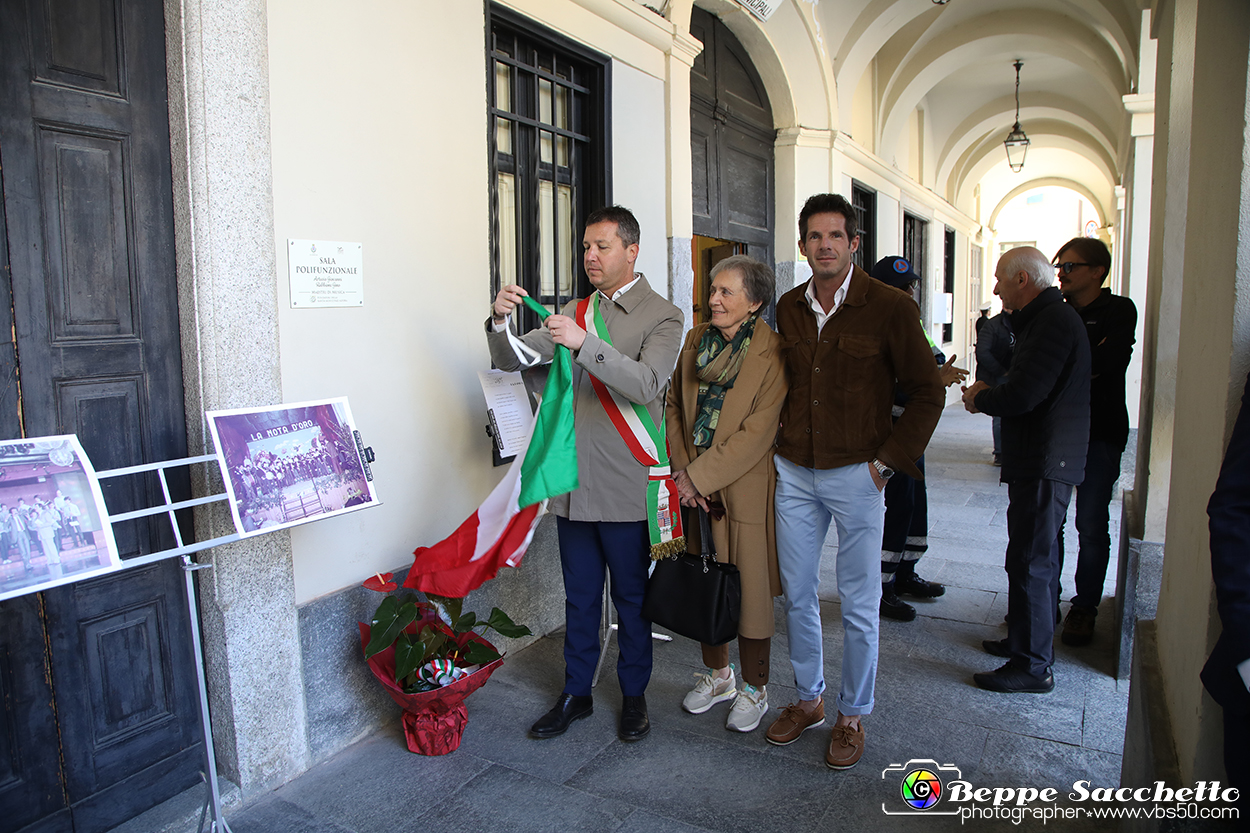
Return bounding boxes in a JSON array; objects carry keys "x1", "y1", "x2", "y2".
[
  {"x1": 488, "y1": 10, "x2": 607, "y2": 336},
  {"x1": 851, "y1": 181, "x2": 876, "y2": 269},
  {"x1": 943, "y1": 227, "x2": 956, "y2": 343},
  {"x1": 903, "y1": 212, "x2": 927, "y2": 309}
]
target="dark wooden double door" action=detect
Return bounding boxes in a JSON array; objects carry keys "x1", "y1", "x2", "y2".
[
  {"x1": 690, "y1": 7, "x2": 775, "y2": 271},
  {"x1": 0, "y1": 1, "x2": 202, "y2": 831}
]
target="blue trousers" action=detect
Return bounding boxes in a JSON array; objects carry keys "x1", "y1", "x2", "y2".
[
  {"x1": 775, "y1": 455, "x2": 884, "y2": 715},
  {"x1": 556, "y1": 517, "x2": 652, "y2": 698},
  {"x1": 1005, "y1": 479, "x2": 1073, "y2": 676}
]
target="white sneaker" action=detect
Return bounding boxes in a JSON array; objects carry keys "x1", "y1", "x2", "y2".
[
  {"x1": 682, "y1": 666, "x2": 737, "y2": 714},
  {"x1": 726, "y1": 684, "x2": 768, "y2": 732}
]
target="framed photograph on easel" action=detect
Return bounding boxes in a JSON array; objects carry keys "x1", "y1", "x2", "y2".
[
  {"x1": 0, "y1": 436, "x2": 121, "y2": 602},
  {"x1": 206, "y1": 397, "x2": 378, "y2": 537}
]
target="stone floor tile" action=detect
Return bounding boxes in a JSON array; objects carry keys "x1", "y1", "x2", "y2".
[
  {"x1": 227, "y1": 797, "x2": 357, "y2": 833},
  {"x1": 975, "y1": 728, "x2": 1123, "y2": 794},
  {"x1": 565, "y1": 726, "x2": 850, "y2": 833},
  {"x1": 428, "y1": 764, "x2": 636, "y2": 833}
]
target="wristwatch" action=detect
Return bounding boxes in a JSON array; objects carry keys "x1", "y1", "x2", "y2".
[{"x1": 871, "y1": 458, "x2": 895, "y2": 480}]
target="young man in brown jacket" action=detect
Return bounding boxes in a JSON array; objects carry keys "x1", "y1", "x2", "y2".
[{"x1": 766, "y1": 194, "x2": 944, "y2": 769}]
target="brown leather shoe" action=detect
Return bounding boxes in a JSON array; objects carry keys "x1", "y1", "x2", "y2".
[
  {"x1": 765, "y1": 700, "x2": 825, "y2": 746},
  {"x1": 825, "y1": 722, "x2": 865, "y2": 770}
]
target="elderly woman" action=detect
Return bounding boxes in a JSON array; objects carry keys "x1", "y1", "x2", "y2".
[{"x1": 664, "y1": 254, "x2": 788, "y2": 733}]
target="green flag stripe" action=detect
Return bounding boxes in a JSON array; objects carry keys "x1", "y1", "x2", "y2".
[{"x1": 516, "y1": 294, "x2": 578, "y2": 507}]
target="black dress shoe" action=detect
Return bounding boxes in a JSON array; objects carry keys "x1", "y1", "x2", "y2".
[
  {"x1": 982, "y1": 638, "x2": 1010, "y2": 658},
  {"x1": 973, "y1": 662, "x2": 1054, "y2": 693},
  {"x1": 895, "y1": 574, "x2": 946, "y2": 598},
  {"x1": 619, "y1": 695, "x2": 650, "y2": 741},
  {"x1": 529, "y1": 693, "x2": 593, "y2": 738},
  {"x1": 880, "y1": 589, "x2": 916, "y2": 621}
]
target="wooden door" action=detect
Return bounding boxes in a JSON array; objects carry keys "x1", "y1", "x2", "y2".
[
  {"x1": 0, "y1": 0, "x2": 202, "y2": 830},
  {"x1": 690, "y1": 7, "x2": 775, "y2": 273}
]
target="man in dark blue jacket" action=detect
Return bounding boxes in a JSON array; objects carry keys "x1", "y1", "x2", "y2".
[
  {"x1": 962, "y1": 246, "x2": 1091, "y2": 693},
  {"x1": 1202, "y1": 369, "x2": 1250, "y2": 806}
]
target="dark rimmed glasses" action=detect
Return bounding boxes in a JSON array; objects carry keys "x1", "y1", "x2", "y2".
[{"x1": 1053, "y1": 261, "x2": 1092, "y2": 274}]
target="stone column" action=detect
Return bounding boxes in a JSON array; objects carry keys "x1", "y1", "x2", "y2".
[
  {"x1": 1146, "y1": 0, "x2": 1250, "y2": 785},
  {"x1": 664, "y1": 2, "x2": 702, "y2": 329},
  {"x1": 164, "y1": 0, "x2": 310, "y2": 796}
]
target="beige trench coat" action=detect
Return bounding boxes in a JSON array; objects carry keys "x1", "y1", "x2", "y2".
[{"x1": 664, "y1": 321, "x2": 787, "y2": 639}]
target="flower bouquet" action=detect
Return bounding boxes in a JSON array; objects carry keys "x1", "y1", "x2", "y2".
[{"x1": 359, "y1": 573, "x2": 531, "y2": 755}]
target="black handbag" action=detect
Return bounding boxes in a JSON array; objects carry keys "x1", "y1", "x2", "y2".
[{"x1": 642, "y1": 507, "x2": 741, "y2": 646}]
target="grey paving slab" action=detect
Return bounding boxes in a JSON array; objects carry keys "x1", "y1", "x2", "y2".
[
  {"x1": 451, "y1": 678, "x2": 618, "y2": 783},
  {"x1": 975, "y1": 728, "x2": 1123, "y2": 794},
  {"x1": 254, "y1": 725, "x2": 491, "y2": 833},
  {"x1": 613, "y1": 811, "x2": 721, "y2": 833},
  {"x1": 425, "y1": 764, "x2": 637, "y2": 833},
  {"x1": 228, "y1": 798, "x2": 356, "y2": 833},
  {"x1": 912, "y1": 584, "x2": 997, "y2": 625},
  {"x1": 931, "y1": 559, "x2": 1009, "y2": 593},
  {"x1": 566, "y1": 726, "x2": 849, "y2": 833},
  {"x1": 1081, "y1": 672, "x2": 1131, "y2": 755}
]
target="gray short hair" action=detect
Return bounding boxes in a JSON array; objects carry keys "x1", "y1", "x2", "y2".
[
  {"x1": 709, "y1": 255, "x2": 775, "y2": 307},
  {"x1": 999, "y1": 246, "x2": 1054, "y2": 290}
]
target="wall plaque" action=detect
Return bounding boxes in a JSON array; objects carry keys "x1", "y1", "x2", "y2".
[{"x1": 288, "y1": 239, "x2": 364, "y2": 308}]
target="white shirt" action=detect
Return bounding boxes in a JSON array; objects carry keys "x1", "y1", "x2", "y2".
[{"x1": 804, "y1": 263, "x2": 853, "y2": 334}]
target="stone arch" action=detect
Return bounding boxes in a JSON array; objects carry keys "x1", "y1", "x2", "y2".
[{"x1": 987, "y1": 178, "x2": 1110, "y2": 232}]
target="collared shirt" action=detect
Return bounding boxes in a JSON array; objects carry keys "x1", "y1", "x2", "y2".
[
  {"x1": 603, "y1": 275, "x2": 640, "y2": 303},
  {"x1": 490, "y1": 275, "x2": 642, "y2": 333},
  {"x1": 803, "y1": 264, "x2": 851, "y2": 333}
]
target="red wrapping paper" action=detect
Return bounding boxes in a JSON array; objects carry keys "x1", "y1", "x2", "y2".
[{"x1": 358, "y1": 613, "x2": 504, "y2": 755}]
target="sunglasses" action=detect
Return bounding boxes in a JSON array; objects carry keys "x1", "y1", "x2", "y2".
[{"x1": 1053, "y1": 261, "x2": 1092, "y2": 274}]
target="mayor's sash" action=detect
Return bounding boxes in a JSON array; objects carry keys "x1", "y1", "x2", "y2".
[{"x1": 576, "y1": 293, "x2": 685, "y2": 558}]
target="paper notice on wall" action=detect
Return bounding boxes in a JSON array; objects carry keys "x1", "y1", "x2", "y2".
[
  {"x1": 288, "y1": 239, "x2": 364, "y2": 308},
  {"x1": 478, "y1": 370, "x2": 533, "y2": 459},
  {"x1": 733, "y1": 0, "x2": 783, "y2": 22}
]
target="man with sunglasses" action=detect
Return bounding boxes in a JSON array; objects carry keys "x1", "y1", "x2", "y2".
[{"x1": 1052, "y1": 237, "x2": 1137, "y2": 647}]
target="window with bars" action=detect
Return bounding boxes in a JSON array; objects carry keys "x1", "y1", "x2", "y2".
[
  {"x1": 488, "y1": 7, "x2": 609, "y2": 336},
  {"x1": 942, "y1": 227, "x2": 955, "y2": 343},
  {"x1": 903, "y1": 212, "x2": 928, "y2": 311},
  {"x1": 850, "y1": 181, "x2": 876, "y2": 270}
]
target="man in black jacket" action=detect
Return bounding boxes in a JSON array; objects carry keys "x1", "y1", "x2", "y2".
[
  {"x1": 962, "y1": 246, "x2": 1091, "y2": 693},
  {"x1": 1202, "y1": 369, "x2": 1250, "y2": 808},
  {"x1": 1052, "y1": 237, "x2": 1137, "y2": 647}
]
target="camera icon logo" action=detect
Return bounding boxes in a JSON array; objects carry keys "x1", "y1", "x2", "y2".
[{"x1": 882, "y1": 759, "x2": 963, "y2": 815}]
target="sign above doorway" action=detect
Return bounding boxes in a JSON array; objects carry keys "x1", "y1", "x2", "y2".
[{"x1": 732, "y1": 0, "x2": 783, "y2": 23}]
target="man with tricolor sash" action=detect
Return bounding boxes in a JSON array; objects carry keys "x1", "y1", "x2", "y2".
[{"x1": 487, "y1": 205, "x2": 683, "y2": 743}]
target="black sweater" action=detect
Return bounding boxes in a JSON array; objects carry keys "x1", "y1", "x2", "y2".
[
  {"x1": 1070, "y1": 289, "x2": 1137, "y2": 451},
  {"x1": 974, "y1": 287, "x2": 1091, "y2": 485}
]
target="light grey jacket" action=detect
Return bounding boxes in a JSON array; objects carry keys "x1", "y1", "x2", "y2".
[{"x1": 487, "y1": 275, "x2": 684, "y2": 522}]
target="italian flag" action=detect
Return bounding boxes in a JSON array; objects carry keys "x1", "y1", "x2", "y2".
[{"x1": 405, "y1": 297, "x2": 577, "y2": 597}]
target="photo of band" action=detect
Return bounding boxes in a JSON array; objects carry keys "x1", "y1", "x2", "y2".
[
  {"x1": 0, "y1": 436, "x2": 121, "y2": 602},
  {"x1": 207, "y1": 398, "x2": 377, "y2": 538}
]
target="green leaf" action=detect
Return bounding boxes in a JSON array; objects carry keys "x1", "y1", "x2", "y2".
[
  {"x1": 419, "y1": 625, "x2": 449, "y2": 662},
  {"x1": 424, "y1": 594, "x2": 463, "y2": 629},
  {"x1": 483, "y1": 607, "x2": 532, "y2": 639},
  {"x1": 364, "y1": 597, "x2": 419, "y2": 659},
  {"x1": 455, "y1": 611, "x2": 478, "y2": 632},
  {"x1": 462, "y1": 640, "x2": 502, "y2": 665},
  {"x1": 393, "y1": 632, "x2": 426, "y2": 684}
]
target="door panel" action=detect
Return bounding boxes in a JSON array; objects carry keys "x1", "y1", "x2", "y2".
[
  {"x1": 0, "y1": 595, "x2": 71, "y2": 833},
  {"x1": 688, "y1": 7, "x2": 774, "y2": 270},
  {"x1": 0, "y1": 0, "x2": 201, "y2": 830}
]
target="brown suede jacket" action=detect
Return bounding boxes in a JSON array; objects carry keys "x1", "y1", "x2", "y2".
[{"x1": 775, "y1": 264, "x2": 944, "y2": 479}]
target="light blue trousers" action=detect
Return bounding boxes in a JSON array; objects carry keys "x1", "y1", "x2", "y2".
[{"x1": 774, "y1": 455, "x2": 885, "y2": 715}]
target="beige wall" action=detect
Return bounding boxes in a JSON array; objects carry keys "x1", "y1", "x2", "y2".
[{"x1": 266, "y1": 0, "x2": 687, "y2": 604}]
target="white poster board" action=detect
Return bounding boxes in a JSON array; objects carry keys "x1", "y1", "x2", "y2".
[
  {"x1": 0, "y1": 436, "x2": 121, "y2": 603},
  {"x1": 206, "y1": 398, "x2": 378, "y2": 537}
]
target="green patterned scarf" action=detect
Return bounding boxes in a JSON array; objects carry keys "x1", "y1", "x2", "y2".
[{"x1": 692, "y1": 314, "x2": 757, "y2": 448}]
